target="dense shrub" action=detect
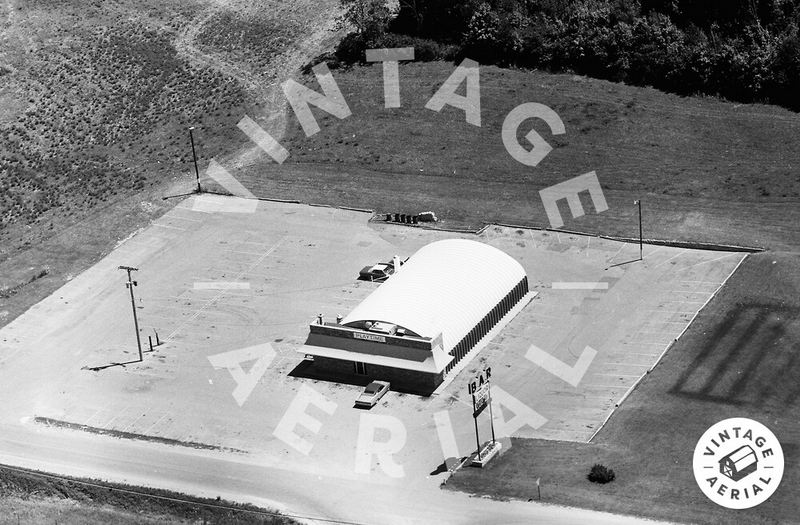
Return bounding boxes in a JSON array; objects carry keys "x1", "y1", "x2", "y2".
[
  {"x1": 374, "y1": 33, "x2": 460, "y2": 61},
  {"x1": 771, "y1": 30, "x2": 800, "y2": 109},
  {"x1": 388, "y1": 0, "x2": 480, "y2": 43},
  {"x1": 339, "y1": 0, "x2": 396, "y2": 44},
  {"x1": 588, "y1": 463, "x2": 616, "y2": 483},
  {"x1": 335, "y1": 32, "x2": 369, "y2": 64},
  {"x1": 332, "y1": 31, "x2": 459, "y2": 64}
]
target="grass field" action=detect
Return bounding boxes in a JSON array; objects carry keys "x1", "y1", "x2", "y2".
[
  {"x1": 0, "y1": 0, "x2": 249, "y2": 250},
  {"x1": 445, "y1": 250, "x2": 800, "y2": 524},
  {"x1": 0, "y1": 464, "x2": 296, "y2": 524},
  {"x1": 230, "y1": 61, "x2": 799, "y2": 251}
]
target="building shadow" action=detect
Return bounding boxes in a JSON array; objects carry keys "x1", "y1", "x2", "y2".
[
  {"x1": 669, "y1": 302, "x2": 800, "y2": 407},
  {"x1": 288, "y1": 359, "x2": 436, "y2": 396},
  {"x1": 289, "y1": 359, "x2": 372, "y2": 387}
]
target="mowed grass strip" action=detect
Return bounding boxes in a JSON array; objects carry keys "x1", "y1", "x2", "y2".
[
  {"x1": 232, "y1": 61, "x2": 800, "y2": 251},
  {"x1": 445, "y1": 251, "x2": 800, "y2": 525},
  {"x1": 0, "y1": 464, "x2": 297, "y2": 525}
]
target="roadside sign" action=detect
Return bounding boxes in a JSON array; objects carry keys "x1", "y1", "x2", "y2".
[
  {"x1": 468, "y1": 366, "x2": 497, "y2": 455},
  {"x1": 472, "y1": 381, "x2": 490, "y2": 418}
]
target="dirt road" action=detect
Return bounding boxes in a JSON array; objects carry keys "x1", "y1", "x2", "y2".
[{"x1": 174, "y1": 0, "x2": 343, "y2": 168}]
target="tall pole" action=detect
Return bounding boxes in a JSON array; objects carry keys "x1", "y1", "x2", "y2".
[
  {"x1": 189, "y1": 126, "x2": 201, "y2": 194},
  {"x1": 635, "y1": 200, "x2": 643, "y2": 261},
  {"x1": 487, "y1": 385, "x2": 496, "y2": 444},
  {"x1": 119, "y1": 266, "x2": 143, "y2": 362},
  {"x1": 472, "y1": 391, "x2": 481, "y2": 455},
  {"x1": 474, "y1": 414, "x2": 481, "y2": 456}
]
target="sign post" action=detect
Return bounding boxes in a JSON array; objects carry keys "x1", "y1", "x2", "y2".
[
  {"x1": 473, "y1": 406, "x2": 481, "y2": 455},
  {"x1": 635, "y1": 199, "x2": 643, "y2": 261},
  {"x1": 468, "y1": 366, "x2": 499, "y2": 467},
  {"x1": 487, "y1": 385, "x2": 496, "y2": 443}
]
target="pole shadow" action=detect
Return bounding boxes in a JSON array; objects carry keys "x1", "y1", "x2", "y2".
[
  {"x1": 81, "y1": 359, "x2": 142, "y2": 372},
  {"x1": 606, "y1": 257, "x2": 642, "y2": 270},
  {"x1": 162, "y1": 190, "x2": 198, "y2": 201}
]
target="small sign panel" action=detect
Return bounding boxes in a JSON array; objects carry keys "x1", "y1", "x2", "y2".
[
  {"x1": 353, "y1": 332, "x2": 386, "y2": 343},
  {"x1": 468, "y1": 367, "x2": 492, "y2": 394},
  {"x1": 473, "y1": 382, "x2": 490, "y2": 417}
]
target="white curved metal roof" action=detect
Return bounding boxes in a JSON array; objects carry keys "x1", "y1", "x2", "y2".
[{"x1": 342, "y1": 239, "x2": 527, "y2": 351}]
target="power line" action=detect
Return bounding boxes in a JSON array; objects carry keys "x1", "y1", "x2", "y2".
[{"x1": 0, "y1": 464, "x2": 366, "y2": 525}]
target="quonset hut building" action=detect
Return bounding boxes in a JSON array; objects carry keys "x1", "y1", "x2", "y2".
[{"x1": 297, "y1": 239, "x2": 532, "y2": 394}]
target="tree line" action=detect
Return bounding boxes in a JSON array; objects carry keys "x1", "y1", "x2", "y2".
[{"x1": 336, "y1": 0, "x2": 800, "y2": 110}]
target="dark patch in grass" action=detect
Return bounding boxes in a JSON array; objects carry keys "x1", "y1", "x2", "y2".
[
  {"x1": 33, "y1": 417, "x2": 247, "y2": 454},
  {"x1": 0, "y1": 267, "x2": 49, "y2": 298}
]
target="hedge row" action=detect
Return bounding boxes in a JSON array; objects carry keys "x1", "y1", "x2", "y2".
[{"x1": 334, "y1": 0, "x2": 800, "y2": 111}]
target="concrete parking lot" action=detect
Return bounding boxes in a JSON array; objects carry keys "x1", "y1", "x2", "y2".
[{"x1": 0, "y1": 194, "x2": 745, "y2": 488}]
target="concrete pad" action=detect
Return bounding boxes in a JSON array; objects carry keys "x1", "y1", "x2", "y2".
[{"x1": 0, "y1": 195, "x2": 745, "y2": 487}]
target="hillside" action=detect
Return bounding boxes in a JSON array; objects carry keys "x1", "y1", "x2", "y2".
[
  {"x1": 0, "y1": 0, "x2": 341, "y2": 322},
  {"x1": 1, "y1": 0, "x2": 242, "y2": 251},
  {"x1": 233, "y1": 61, "x2": 800, "y2": 251}
]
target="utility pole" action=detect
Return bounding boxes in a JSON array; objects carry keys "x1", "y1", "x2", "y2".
[
  {"x1": 189, "y1": 126, "x2": 201, "y2": 194},
  {"x1": 635, "y1": 200, "x2": 643, "y2": 261},
  {"x1": 119, "y1": 266, "x2": 143, "y2": 362}
]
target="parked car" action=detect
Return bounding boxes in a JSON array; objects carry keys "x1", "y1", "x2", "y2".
[
  {"x1": 358, "y1": 263, "x2": 394, "y2": 282},
  {"x1": 355, "y1": 380, "x2": 390, "y2": 408}
]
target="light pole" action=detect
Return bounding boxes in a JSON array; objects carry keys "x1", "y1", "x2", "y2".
[
  {"x1": 119, "y1": 266, "x2": 143, "y2": 362},
  {"x1": 189, "y1": 126, "x2": 201, "y2": 194},
  {"x1": 634, "y1": 200, "x2": 643, "y2": 261}
]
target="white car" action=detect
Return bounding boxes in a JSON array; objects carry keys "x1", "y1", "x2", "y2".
[{"x1": 355, "y1": 381, "x2": 390, "y2": 408}]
